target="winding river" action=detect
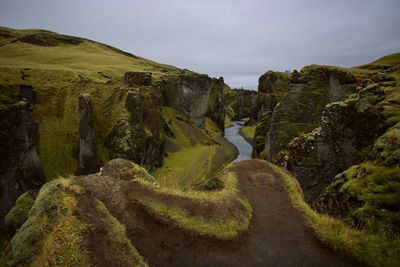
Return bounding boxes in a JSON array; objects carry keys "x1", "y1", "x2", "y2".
[{"x1": 224, "y1": 121, "x2": 253, "y2": 162}]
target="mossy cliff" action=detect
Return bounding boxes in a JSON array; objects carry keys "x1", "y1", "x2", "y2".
[
  {"x1": 277, "y1": 82, "x2": 390, "y2": 202},
  {"x1": 223, "y1": 88, "x2": 258, "y2": 122},
  {"x1": 251, "y1": 53, "x2": 400, "y2": 234},
  {"x1": 0, "y1": 27, "x2": 232, "y2": 233},
  {"x1": 253, "y1": 67, "x2": 357, "y2": 158}
]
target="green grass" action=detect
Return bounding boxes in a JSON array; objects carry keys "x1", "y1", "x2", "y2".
[
  {"x1": 136, "y1": 171, "x2": 253, "y2": 240},
  {"x1": 240, "y1": 125, "x2": 256, "y2": 142},
  {"x1": 0, "y1": 27, "x2": 187, "y2": 179},
  {"x1": 273, "y1": 164, "x2": 400, "y2": 267},
  {"x1": 4, "y1": 192, "x2": 35, "y2": 231},
  {"x1": 152, "y1": 107, "x2": 234, "y2": 189},
  {"x1": 151, "y1": 145, "x2": 216, "y2": 189},
  {"x1": 143, "y1": 197, "x2": 252, "y2": 240},
  {"x1": 1, "y1": 178, "x2": 90, "y2": 266}
]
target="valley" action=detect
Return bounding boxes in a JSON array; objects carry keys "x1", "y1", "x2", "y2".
[{"x1": 0, "y1": 26, "x2": 399, "y2": 267}]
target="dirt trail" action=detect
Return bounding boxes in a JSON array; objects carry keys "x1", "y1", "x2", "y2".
[{"x1": 76, "y1": 160, "x2": 364, "y2": 267}]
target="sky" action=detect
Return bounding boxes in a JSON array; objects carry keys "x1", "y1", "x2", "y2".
[{"x1": 0, "y1": 0, "x2": 399, "y2": 89}]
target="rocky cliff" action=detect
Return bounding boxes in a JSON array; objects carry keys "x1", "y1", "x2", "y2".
[
  {"x1": 253, "y1": 67, "x2": 357, "y2": 159},
  {"x1": 253, "y1": 53, "x2": 400, "y2": 234},
  {"x1": 0, "y1": 96, "x2": 45, "y2": 232}
]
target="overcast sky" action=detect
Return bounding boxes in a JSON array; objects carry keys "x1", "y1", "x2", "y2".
[{"x1": 0, "y1": 0, "x2": 399, "y2": 89}]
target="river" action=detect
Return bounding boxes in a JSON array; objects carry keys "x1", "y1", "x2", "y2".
[{"x1": 224, "y1": 121, "x2": 253, "y2": 162}]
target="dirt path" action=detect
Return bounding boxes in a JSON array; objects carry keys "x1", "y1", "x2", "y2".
[{"x1": 76, "y1": 160, "x2": 364, "y2": 267}]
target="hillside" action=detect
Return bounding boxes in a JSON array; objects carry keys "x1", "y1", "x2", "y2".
[{"x1": 0, "y1": 27, "x2": 236, "y2": 237}]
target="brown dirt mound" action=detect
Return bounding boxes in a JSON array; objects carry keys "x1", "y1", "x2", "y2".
[{"x1": 75, "y1": 160, "x2": 364, "y2": 266}]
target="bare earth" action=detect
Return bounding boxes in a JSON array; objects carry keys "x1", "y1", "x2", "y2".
[{"x1": 75, "y1": 160, "x2": 364, "y2": 267}]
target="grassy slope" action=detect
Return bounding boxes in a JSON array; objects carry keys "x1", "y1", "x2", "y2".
[
  {"x1": 151, "y1": 107, "x2": 236, "y2": 189},
  {"x1": 350, "y1": 52, "x2": 400, "y2": 80},
  {"x1": 0, "y1": 27, "x2": 236, "y2": 184},
  {"x1": 240, "y1": 124, "x2": 256, "y2": 144},
  {"x1": 0, "y1": 27, "x2": 181, "y2": 178}
]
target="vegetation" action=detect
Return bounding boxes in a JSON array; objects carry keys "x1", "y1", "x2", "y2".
[
  {"x1": 4, "y1": 192, "x2": 35, "y2": 232},
  {"x1": 1, "y1": 178, "x2": 90, "y2": 266},
  {"x1": 135, "y1": 169, "x2": 253, "y2": 240},
  {"x1": 240, "y1": 125, "x2": 256, "y2": 143},
  {"x1": 0, "y1": 27, "x2": 188, "y2": 179},
  {"x1": 151, "y1": 107, "x2": 235, "y2": 189},
  {"x1": 274, "y1": 164, "x2": 400, "y2": 267}
]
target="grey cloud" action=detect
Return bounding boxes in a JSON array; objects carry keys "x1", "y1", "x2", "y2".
[{"x1": 0, "y1": 0, "x2": 399, "y2": 90}]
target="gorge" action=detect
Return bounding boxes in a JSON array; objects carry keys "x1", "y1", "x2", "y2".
[{"x1": 0, "y1": 26, "x2": 399, "y2": 267}]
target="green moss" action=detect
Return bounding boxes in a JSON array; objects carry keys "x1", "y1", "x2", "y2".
[
  {"x1": 240, "y1": 125, "x2": 256, "y2": 142},
  {"x1": 0, "y1": 103, "x2": 9, "y2": 111},
  {"x1": 1, "y1": 179, "x2": 90, "y2": 266},
  {"x1": 4, "y1": 192, "x2": 35, "y2": 231},
  {"x1": 143, "y1": 197, "x2": 252, "y2": 240},
  {"x1": 0, "y1": 27, "x2": 185, "y2": 179},
  {"x1": 137, "y1": 171, "x2": 253, "y2": 240}
]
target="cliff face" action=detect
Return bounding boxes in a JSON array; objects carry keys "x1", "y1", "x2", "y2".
[
  {"x1": 106, "y1": 84, "x2": 165, "y2": 171},
  {"x1": 253, "y1": 54, "x2": 400, "y2": 234},
  {"x1": 228, "y1": 89, "x2": 258, "y2": 120},
  {"x1": 0, "y1": 97, "x2": 45, "y2": 231},
  {"x1": 277, "y1": 83, "x2": 386, "y2": 202},
  {"x1": 76, "y1": 94, "x2": 99, "y2": 175},
  {"x1": 317, "y1": 82, "x2": 400, "y2": 234},
  {"x1": 158, "y1": 73, "x2": 226, "y2": 131},
  {"x1": 254, "y1": 67, "x2": 357, "y2": 160}
]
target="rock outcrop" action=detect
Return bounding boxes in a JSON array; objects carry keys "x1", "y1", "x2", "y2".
[
  {"x1": 207, "y1": 77, "x2": 226, "y2": 131},
  {"x1": 253, "y1": 67, "x2": 357, "y2": 159},
  {"x1": 106, "y1": 88, "x2": 165, "y2": 171},
  {"x1": 76, "y1": 94, "x2": 99, "y2": 175},
  {"x1": 0, "y1": 99, "x2": 45, "y2": 232},
  {"x1": 228, "y1": 88, "x2": 258, "y2": 120},
  {"x1": 277, "y1": 86, "x2": 385, "y2": 202},
  {"x1": 158, "y1": 72, "x2": 226, "y2": 131}
]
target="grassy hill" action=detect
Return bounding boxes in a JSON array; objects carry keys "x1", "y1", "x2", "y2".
[{"x1": 0, "y1": 26, "x2": 234, "y2": 186}]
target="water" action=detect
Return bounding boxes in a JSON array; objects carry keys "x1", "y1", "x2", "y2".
[{"x1": 224, "y1": 121, "x2": 253, "y2": 162}]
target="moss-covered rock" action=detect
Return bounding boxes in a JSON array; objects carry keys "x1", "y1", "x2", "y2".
[
  {"x1": 257, "y1": 66, "x2": 357, "y2": 161},
  {"x1": 319, "y1": 122, "x2": 400, "y2": 234},
  {"x1": 106, "y1": 88, "x2": 165, "y2": 170},
  {"x1": 278, "y1": 82, "x2": 400, "y2": 204},
  {"x1": 4, "y1": 191, "x2": 37, "y2": 235},
  {"x1": 252, "y1": 111, "x2": 272, "y2": 157}
]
